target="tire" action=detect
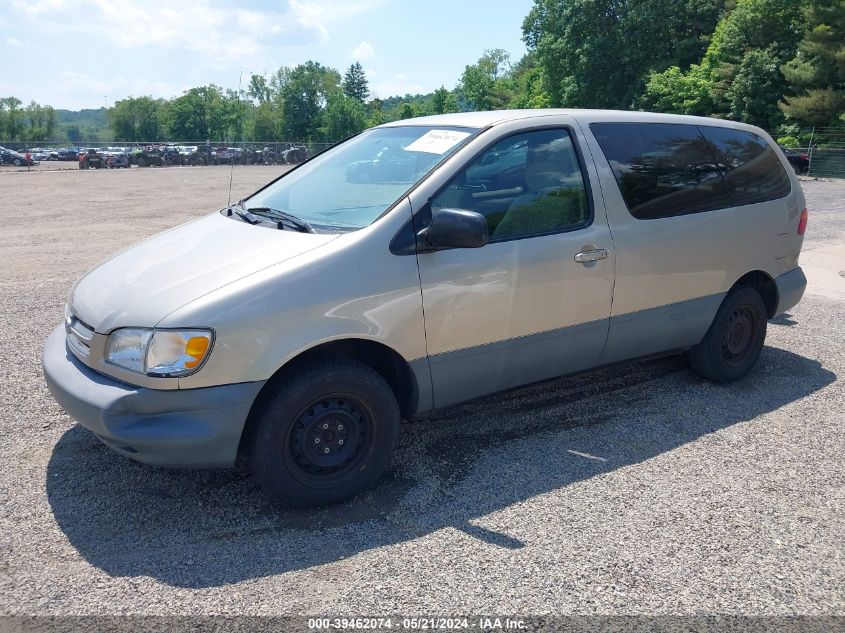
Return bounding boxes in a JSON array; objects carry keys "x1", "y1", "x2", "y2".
[
  {"x1": 13, "y1": 158, "x2": 21, "y2": 166},
  {"x1": 688, "y1": 287, "x2": 767, "y2": 383},
  {"x1": 247, "y1": 358, "x2": 400, "y2": 506}
]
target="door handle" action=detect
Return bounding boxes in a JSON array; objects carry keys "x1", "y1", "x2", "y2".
[{"x1": 574, "y1": 248, "x2": 609, "y2": 263}]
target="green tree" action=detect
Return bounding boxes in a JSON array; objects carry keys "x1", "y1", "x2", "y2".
[
  {"x1": 703, "y1": 0, "x2": 806, "y2": 110},
  {"x1": 460, "y1": 49, "x2": 511, "y2": 110},
  {"x1": 0, "y1": 97, "x2": 23, "y2": 141},
  {"x1": 501, "y1": 53, "x2": 551, "y2": 109},
  {"x1": 523, "y1": 0, "x2": 723, "y2": 108},
  {"x1": 643, "y1": 0, "x2": 807, "y2": 123},
  {"x1": 22, "y1": 101, "x2": 56, "y2": 141},
  {"x1": 342, "y1": 62, "x2": 370, "y2": 102},
  {"x1": 247, "y1": 73, "x2": 272, "y2": 104},
  {"x1": 780, "y1": 0, "x2": 845, "y2": 125},
  {"x1": 278, "y1": 61, "x2": 342, "y2": 140},
  {"x1": 250, "y1": 101, "x2": 281, "y2": 141},
  {"x1": 323, "y1": 93, "x2": 368, "y2": 140},
  {"x1": 398, "y1": 102, "x2": 416, "y2": 120},
  {"x1": 107, "y1": 96, "x2": 164, "y2": 141},
  {"x1": 368, "y1": 98, "x2": 386, "y2": 126},
  {"x1": 167, "y1": 85, "x2": 228, "y2": 140},
  {"x1": 725, "y1": 49, "x2": 786, "y2": 127},
  {"x1": 432, "y1": 86, "x2": 459, "y2": 114},
  {"x1": 66, "y1": 124, "x2": 82, "y2": 143},
  {"x1": 642, "y1": 65, "x2": 715, "y2": 114}
]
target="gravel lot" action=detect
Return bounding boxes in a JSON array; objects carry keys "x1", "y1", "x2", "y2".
[{"x1": 0, "y1": 168, "x2": 843, "y2": 616}]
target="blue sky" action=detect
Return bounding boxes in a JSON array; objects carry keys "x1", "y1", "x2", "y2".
[{"x1": 0, "y1": 0, "x2": 534, "y2": 111}]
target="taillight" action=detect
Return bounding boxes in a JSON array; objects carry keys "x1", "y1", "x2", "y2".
[{"x1": 797, "y1": 208, "x2": 808, "y2": 235}]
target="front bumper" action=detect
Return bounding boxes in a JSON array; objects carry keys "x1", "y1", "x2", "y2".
[
  {"x1": 42, "y1": 325, "x2": 265, "y2": 468},
  {"x1": 774, "y1": 266, "x2": 807, "y2": 316}
]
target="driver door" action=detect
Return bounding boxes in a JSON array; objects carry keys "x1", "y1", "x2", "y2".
[{"x1": 414, "y1": 121, "x2": 615, "y2": 408}]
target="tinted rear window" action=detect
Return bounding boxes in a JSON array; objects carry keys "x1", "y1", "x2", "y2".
[
  {"x1": 591, "y1": 122, "x2": 790, "y2": 219},
  {"x1": 590, "y1": 123, "x2": 729, "y2": 219},
  {"x1": 698, "y1": 126, "x2": 791, "y2": 206}
]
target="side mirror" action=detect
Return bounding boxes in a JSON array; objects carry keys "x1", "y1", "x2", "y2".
[{"x1": 418, "y1": 208, "x2": 489, "y2": 250}]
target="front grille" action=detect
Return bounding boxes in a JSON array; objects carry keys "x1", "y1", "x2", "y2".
[{"x1": 65, "y1": 314, "x2": 94, "y2": 358}]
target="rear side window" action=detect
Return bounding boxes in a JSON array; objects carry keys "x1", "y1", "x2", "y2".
[
  {"x1": 591, "y1": 122, "x2": 790, "y2": 219},
  {"x1": 698, "y1": 126, "x2": 791, "y2": 206},
  {"x1": 590, "y1": 123, "x2": 728, "y2": 219}
]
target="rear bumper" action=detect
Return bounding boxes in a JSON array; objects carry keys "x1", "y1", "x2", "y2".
[
  {"x1": 774, "y1": 266, "x2": 807, "y2": 316},
  {"x1": 42, "y1": 325, "x2": 265, "y2": 468}
]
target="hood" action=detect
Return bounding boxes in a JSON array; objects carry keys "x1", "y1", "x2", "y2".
[{"x1": 70, "y1": 212, "x2": 338, "y2": 333}]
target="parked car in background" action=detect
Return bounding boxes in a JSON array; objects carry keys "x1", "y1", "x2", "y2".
[
  {"x1": 132, "y1": 145, "x2": 165, "y2": 167},
  {"x1": 78, "y1": 148, "x2": 105, "y2": 169},
  {"x1": 29, "y1": 148, "x2": 57, "y2": 161},
  {"x1": 214, "y1": 146, "x2": 235, "y2": 162},
  {"x1": 281, "y1": 143, "x2": 307, "y2": 164},
  {"x1": 0, "y1": 146, "x2": 36, "y2": 166},
  {"x1": 56, "y1": 148, "x2": 81, "y2": 161},
  {"x1": 780, "y1": 146, "x2": 810, "y2": 174},
  {"x1": 44, "y1": 109, "x2": 808, "y2": 506},
  {"x1": 102, "y1": 149, "x2": 130, "y2": 168},
  {"x1": 346, "y1": 145, "x2": 421, "y2": 183}
]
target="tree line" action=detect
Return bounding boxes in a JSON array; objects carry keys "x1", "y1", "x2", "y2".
[
  {"x1": 0, "y1": 97, "x2": 57, "y2": 142},
  {"x1": 1, "y1": 0, "x2": 842, "y2": 145},
  {"x1": 479, "y1": 0, "x2": 842, "y2": 141}
]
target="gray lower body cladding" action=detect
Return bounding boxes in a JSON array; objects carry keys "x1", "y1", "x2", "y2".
[{"x1": 42, "y1": 325, "x2": 265, "y2": 468}]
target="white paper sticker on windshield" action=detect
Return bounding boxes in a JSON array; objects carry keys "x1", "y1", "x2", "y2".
[{"x1": 404, "y1": 129, "x2": 471, "y2": 154}]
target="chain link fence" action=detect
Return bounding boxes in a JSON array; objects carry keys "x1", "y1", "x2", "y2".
[
  {"x1": 5, "y1": 129, "x2": 845, "y2": 177},
  {"x1": 1, "y1": 140, "x2": 338, "y2": 166},
  {"x1": 777, "y1": 127, "x2": 845, "y2": 179}
]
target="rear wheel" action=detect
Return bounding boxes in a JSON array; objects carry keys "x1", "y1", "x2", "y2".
[
  {"x1": 247, "y1": 359, "x2": 400, "y2": 506},
  {"x1": 689, "y1": 287, "x2": 767, "y2": 382}
]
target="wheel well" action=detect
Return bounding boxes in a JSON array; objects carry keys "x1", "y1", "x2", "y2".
[
  {"x1": 731, "y1": 270, "x2": 778, "y2": 318},
  {"x1": 244, "y1": 338, "x2": 418, "y2": 434}
]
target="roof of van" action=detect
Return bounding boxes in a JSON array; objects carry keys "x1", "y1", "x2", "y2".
[{"x1": 378, "y1": 109, "x2": 762, "y2": 134}]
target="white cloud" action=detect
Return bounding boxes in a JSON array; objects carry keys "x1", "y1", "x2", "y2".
[
  {"x1": 0, "y1": 82, "x2": 35, "y2": 93},
  {"x1": 57, "y1": 72, "x2": 182, "y2": 103},
  {"x1": 7, "y1": 0, "x2": 386, "y2": 67},
  {"x1": 6, "y1": 37, "x2": 22, "y2": 47},
  {"x1": 373, "y1": 73, "x2": 427, "y2": 99},
  {"x1": 351, "y1": 40, "x2": 375, "y2": 61}
]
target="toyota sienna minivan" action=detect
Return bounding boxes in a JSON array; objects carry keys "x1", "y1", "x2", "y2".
[{"x1": 44, "y1": 109, "x2": 808, "y2": 505}]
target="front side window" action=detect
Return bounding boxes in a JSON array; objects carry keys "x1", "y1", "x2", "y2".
[
  {"x1": 245, "y1": 126, "x2": 478, "y2": 232},
  {"x1": 698, "y1": 126, "x2": 791, "y2": 206},
  {"x1": 431, "y1": 128, "x2": 590, "y2": 241},
  {"x1": 590, "y1": 123, "x2": 729, "y2": 220}
]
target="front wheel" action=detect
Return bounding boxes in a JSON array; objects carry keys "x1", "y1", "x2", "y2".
[
  {"x1": 247, "y1": 359, "x2": 400, "y2": 506},
  {"x1": 689, "y1": 287, "x2": 767, "y2": 383}
]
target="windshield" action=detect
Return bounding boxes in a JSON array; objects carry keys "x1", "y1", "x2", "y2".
[{"x1": 244, "y1": 125, "x2": 478, "y2": 232}]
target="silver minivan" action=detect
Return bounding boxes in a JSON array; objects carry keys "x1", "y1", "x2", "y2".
[{"x1": 43, "y1": 109, "x2": 808, "y2": 505}]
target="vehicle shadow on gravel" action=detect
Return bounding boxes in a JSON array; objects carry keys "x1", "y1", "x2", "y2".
[{"x1": 46, "y1": 345, "x2": 835, "y2": 588}]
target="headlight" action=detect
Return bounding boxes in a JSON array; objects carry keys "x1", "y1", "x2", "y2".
[{"x1": 105, "y1": 328, "x2": 213, "y2": 377}]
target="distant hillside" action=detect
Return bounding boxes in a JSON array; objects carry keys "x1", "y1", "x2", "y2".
[{"x1": 55, "y1": 107, "x2": 109, "y2": 144}]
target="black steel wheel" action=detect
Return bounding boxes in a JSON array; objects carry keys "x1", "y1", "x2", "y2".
[
  {"x1": 721, "y1": 305, "x2": 758, "y2": 368},
  {"x1": 689, "y1": 287, "x2": 767, "y2": 382},
  {"x1": 285, "y1": 394, "x2": 375, "y2": 487},
  {"x1": 247, "y1": 358, "x2": 400, "y2": 506}
]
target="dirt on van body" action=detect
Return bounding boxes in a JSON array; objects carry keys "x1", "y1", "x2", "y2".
[{"x1": 0, "y1": 169, "x2": 843, "y2": 617}]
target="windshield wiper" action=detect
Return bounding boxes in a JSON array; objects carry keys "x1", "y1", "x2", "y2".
[
  {"x1": 245, "y1": 207, "x2": 315, "y2": 233},
  {"x1": 234, "y1": 208, "x2": 261, "y2": 225}
]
